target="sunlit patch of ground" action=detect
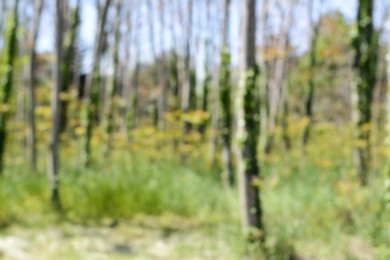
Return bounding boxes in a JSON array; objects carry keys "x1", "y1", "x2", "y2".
[{"x1": 0, "y1": 216, "x2": 236, "y2": 260}]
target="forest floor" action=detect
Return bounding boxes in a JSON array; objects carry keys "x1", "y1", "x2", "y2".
[{"x1": 0, "y1": 216, "x2": 235, "y2": 260}]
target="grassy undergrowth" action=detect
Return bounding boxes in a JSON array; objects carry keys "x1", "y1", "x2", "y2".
[{"x1": 0, "y1": 124, "x2": 389, "y2": 258}]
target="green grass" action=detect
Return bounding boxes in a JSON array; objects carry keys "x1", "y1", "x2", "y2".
[
  {"x1": 60, "y1": 152, "x2": 235, "y2": 221},
  {"x1": 0, "y1": 145, "x2": 389, "y2": 259}
]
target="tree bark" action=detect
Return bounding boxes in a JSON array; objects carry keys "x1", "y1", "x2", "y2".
[
  {"x1": 82, "y1": 0, "x2": 111, "y2": 166},
  {"x1": 264, "y1": 0, "x2": 296, "y2": 154},
  {"x1": 104, "y1": 0, "x2": 121, "y2": 155},
  {"x1": 48, "y1": 0, "x2": 63, "y2": 209},
  {"x1": 386, "y1": 35, "x2": 390, "y2": 242},
  {"x1": 60, "y1": 0, "x2": 80, "y2": 133},
  {"x1": 0, "y1": 0, "x2": 19, "y2": 175},
  {"x1": 119, "y1": 5, "x2": 133, "y2": 135},
  {"x1": 235, "y1": 0, "x2": 264, "y2": 240},
  {"x1": 28, "y1": 0, "x2": 44, "y2": 172},
  {"x1": 180, "y1": 0, "x2": 193, "y2": 159},
  {"x1": 352, "y1": 0, "x2": 377, "y2": 186},
  {"x1": 302, "y1": 0, "x2": 323, "y2": 146},
  {"x1": 157, "y1": 0, "x2": 168, "y2": 131},
  {"x1": 199, "y1": 0, "x2": 212, "y2": 136},
  {"x1": 218, "y1": 0, "x2": 234, "y2": 186}
]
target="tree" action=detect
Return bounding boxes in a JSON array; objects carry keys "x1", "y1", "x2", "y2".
[
  {"x1": 104, "y1": 0, "x2": 121, "y2": 154},
  {"x1": 119, "y1": 3, "x2": 133, "y2": 134},
  {"x1": 352, "y1": 0, "x2": 377, "y2": 186},
  {"x1": 302, "y1": 0, "x2": 324, "y2": 146},
  {"x1": 157, "y1": 0, "x2": 168, "y2": 130},
  {"x1": 60, "y1": 0, "x2": 80, "y2": 133},
  {"x1": 131, "y1": 4, "x2": 141, "y2": 130},
  {"x1": 199, "y1": 0, "x2": 211, "y2": 136},
  {"x1": 82, "y1": 0, "x2": 112, "y2": 166},
  {"x1": 385, "y1": 8, "x2": 390, "y2": 242},
  {"x1": 263, "y1": 0, "x2": 297, "y2": 154},
  {"x1": 180, "y1": 0, "x2": 194, "y2": 159},
  {"x1": 27, "y1": 0, "x2": 44, "y2": 172},
  {"x1": 235, "y1": 0, "x2": 264, "y2": 240},
  {"x1": 219, "y1": 0, "x2": 234, "y2": 186},
  {"x1": 0, "y1": 0, "x2": 19, "y2": 175},
  {"x1": 48, "y1": 0, "x2": 64, "y2": 209}
]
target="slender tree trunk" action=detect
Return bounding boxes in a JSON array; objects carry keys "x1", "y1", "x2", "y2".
[
  {"x1": 235, "y1": 0, "x2": 264, "y2": 240},
  {"x1": 352, "y1": 0, "x2": 377, "y2": 186},
  {"x1": 120, "y1": 6, "x2": 133, "y2": 135},
  {"x1": 146, "y1": 0, "x2": 159, "y2": 129},
  {"x1": 169, "y1": 50, "x2": 180, "y2": 110},
  {"x1": 132, "y1": 62, "x2": 140, "y2": 129},
  {"x1": 264, "y1": 0, "x2": 296, "y2": 154},
  {"x1": 131, "y1": 5, "x2": 141, "y2": 130},
  {"x1": 259, "y1": 0, "x2": 269, "y2": 154},
  {"x1": 0, "y1": 0, "x2": 19, "y2": 175},
  {"x1": 82, "y1": 0, "x2": 111, "y2": 166},
  {"x1": 199, "y1": 54, "x2": 210, "y2": 135},
  {"x1": 27, "y1": 0, "x2": 44, "y2": 172},
  {"x1": 104, "y1": 0, "x2": 121, "y2": 155},
  {"x1": 60, "y1": 0, "x2": 80, "y2": 133},
  {"x1": 199, "y1": 0, "x2": 211, "y2": 136},
  {"x1": 180, "y1": 0, "x2": 193, "y2": 159},
  {"x1": 219, "y1": 0, "x2": 234, "y2": 186},
  {"x1": 169, "y1": 2, "x2": 180, "y2": 112},
  {"x1": 281, "y1": 79, "x2": 291, "y2": 151},
  {"x1": 302, "y1": 0, "x2": 322, "y2": 146},
  {"x1": 386, "y1": 37, "x2": 390, "y2": 242},
  {"x1": 0, "y1": 0, "x2": 6, "y2": 35},
  {"x1": 157, "y1": 0, "x2": 168, "y2": 131},
  {"x1": 48, "y1": 0, "x2": 63, "y2": 209}
]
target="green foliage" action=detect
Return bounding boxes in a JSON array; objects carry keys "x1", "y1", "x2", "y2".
[{"x1": 289, "y1": 11, "x2": 353, "y2": 122}]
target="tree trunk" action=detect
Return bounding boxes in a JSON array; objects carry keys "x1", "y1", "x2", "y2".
[
  {"x1": 302, "y1": 0, "x2": 322, "y2": 146},
  {"x1": 28, "y1": 0, "x2": 44, "y2": 172},
  {"x1": 157, "y1": 0, "x2": 168, "y2": 131},
  {"x1": 48, "y1": 0, "x2": 63, "y2": 209},
  {"x1": 199, "y1": 0, "x2": 211, "y2": 136},
  {"x1": 60, "y1": 0, "x2": 80, "y2": 134},
  {"x1": 235, "y1": 0, "x2": 264, "y2": 240},
  {"x1": 180, "y1": 0, "x2": 193, "y2": 159},
  {"x1": 259, "y1": 0, "x2": 269, "y2": 154},
  {"x1": 82, "y1": 0, "x2": 111, "y2": 166},
  {"x1": 169, "y1": 50, "x2": 180, "y2": 110},
  {"x1": 264, "y1": 0, "x2": 296, "y2": 155},
  {"x1": 386, "y1": 37, "x2": 390, "y2": 242},
  {"x1": 0, "y1": 0, "x2": 6, "y2": 35},
  {"x1": 104, "y1": 0, "x2": 121, "y2": 155},
  {"x1": 0, "y1": 0, "x2": 19, "y2": 175},
  {"x1": 352, "y1": 0, "x2": 377, "y2": 186},
  {"x1": 219, "y1": 0, "x2": 234, "y2": 186},
  {"x1": 128, "y1": 3, "x2": 141, "y2": 130},
  {"x1": 119, "y1": 6, "x2": 133, "y2": 135}
]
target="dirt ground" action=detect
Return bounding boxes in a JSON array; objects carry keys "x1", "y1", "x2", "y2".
[{"x1": 0, "y1": 217, "x2": 235, "y2": 260}]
